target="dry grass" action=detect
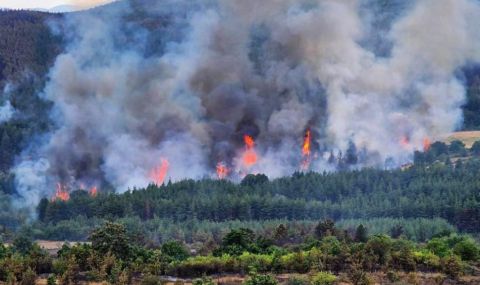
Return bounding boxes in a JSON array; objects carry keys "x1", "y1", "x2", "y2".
[
  {"x1": 32, "y1": 273, "x2": 480, "y2": 285},
  {"x1": 444, "y1": 131, "x2": 480, "y2": 148}
]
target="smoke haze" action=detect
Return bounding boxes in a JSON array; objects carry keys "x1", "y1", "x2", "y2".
[{"x1": 12, "y1": 0, "x2": 480, "y2": 208}]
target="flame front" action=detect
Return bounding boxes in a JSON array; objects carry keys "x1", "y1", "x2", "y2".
[
  {"x1": 89, "y1": 186, "x2": 98, "y2": 197},
  {"x1": 150, "y1": 158, "x2": 170, "y2": 185},
  {"x1": 52, "y1": 183, "x2": 70, "y2": 202},
  {"x1": 242, "y1": 135, "x2": 258, "y2": 167},
  {"x1": 301, "y1": 130, "x2": 312, "y2": 170},
  {"x1": 423, "y1": 137, "x2": 431, "y2": 152},
  {"x1": 400, "y1": 135, "x2": 410, "y2": 148},
  {"x1": 216, "y1": 162, "x2": 229, "y2": 179}
]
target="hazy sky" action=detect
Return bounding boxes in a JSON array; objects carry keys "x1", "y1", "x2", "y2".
[{"x1": 1, "y1": 0, "x2": 113, "y2": 10}]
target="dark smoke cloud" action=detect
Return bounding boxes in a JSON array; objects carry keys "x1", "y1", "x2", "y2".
[{"x1": 12, "y1": 0, "x2": 480, "y2": 208}]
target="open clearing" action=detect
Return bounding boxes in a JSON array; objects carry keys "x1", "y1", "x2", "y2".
[{"x1": 444, "y1": 131, "x2": 480, "y2": 148}]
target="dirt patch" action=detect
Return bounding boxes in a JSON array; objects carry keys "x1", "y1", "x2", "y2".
[{"x1": 444, "y1": 131, "x2": 480, "y2": 148}]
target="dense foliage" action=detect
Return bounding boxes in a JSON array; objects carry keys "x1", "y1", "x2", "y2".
[
  {"x1": 1, "y1": 222, "x2": 479, "y2": 284},
  {"x1": 30, "y1": 155, "x2": 480, "y2": 243}
]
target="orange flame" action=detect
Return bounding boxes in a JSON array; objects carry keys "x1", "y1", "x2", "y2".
[
  {"x1": 89, "y1": 186, "x2": 98, "y2": 197},
  {"x1": 423, "y1": 137, "x2": 431, "y2": 152},
  {"x1": 244, "y1": 135, "x2": 255, "y2": 148},
  {"x1": 150, "y1": 158, "x2": 170, "y2": 185},
  {"x1": 400, "y1": 136, "x2": 409, "y2": 148},
  {"x1": 242, "y1": 135, "x2": 258, "y2": 167},
  {"x1": 302, "y1": 130, "x2": 311, "y2": 156},
  {"x1": 52, "y1": 183, "x2": 70, "y2": 202},
  {"x1": 301, "y1": 130, "x2": 312, "y2": 170},
  {"x1": 216, "y1": 162, "x2": 229, "y2": 179}
]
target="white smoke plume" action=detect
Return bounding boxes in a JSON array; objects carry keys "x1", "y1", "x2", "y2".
[
  {"x1": 0, "y1": 100, "x2": 14, "y2": 123},
  {"x1": 12, "y1": 0, "x2": 480, "y2": 207}
]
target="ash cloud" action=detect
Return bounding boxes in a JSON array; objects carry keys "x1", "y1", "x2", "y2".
[{"x1": 12, "y1": 0, "x2": 480, "y2": 207}]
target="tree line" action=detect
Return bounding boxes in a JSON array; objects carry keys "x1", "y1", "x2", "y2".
[{"x1": 37, "y1": 157, "x2": 480, "y2": 238}]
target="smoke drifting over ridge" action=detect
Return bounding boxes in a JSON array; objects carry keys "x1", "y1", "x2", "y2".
[{"x1": 12, "y1": 0, "x2": 480, "y2": 207}]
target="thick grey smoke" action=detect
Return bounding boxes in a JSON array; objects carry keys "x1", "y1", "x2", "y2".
[{"x1": 12, "y1": 0, "x2": 480, "y2": 207}]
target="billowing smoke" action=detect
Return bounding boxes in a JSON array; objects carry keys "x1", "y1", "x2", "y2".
[
  {"x1": 12, "y1": 0, "x2": 480, "y2": 208},
  {"x1": 0, "y1": 100, "x2": 14, "y2": 123}
]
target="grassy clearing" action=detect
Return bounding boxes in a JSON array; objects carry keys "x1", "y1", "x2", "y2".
[{"x1": 444, "y1": 131, "x2": 480, "y2": 148}]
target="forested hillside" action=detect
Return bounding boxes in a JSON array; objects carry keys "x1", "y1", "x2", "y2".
[
  {"x1": 22, "y1": 152, "x2": 478, "y2": 243},
  {"x1": 1, "y1": 2, "x2": 480, "y2": 200},
  {"x1": 0, "y1": 1, "x2": 479, "y2": 229},
  {"x1": 0, "y1": 10, "x2": 62, "y2": 83}
]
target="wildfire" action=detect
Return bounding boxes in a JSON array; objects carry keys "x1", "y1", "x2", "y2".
[
  {"x1": 400, "y1": 135, "x2": 410, "y2": 148},
  {"x1": 301, "y1": 129, "x2": 312, "y2": 170},
  {"x1": 216, "y1": 162, "x2": 229, "y2": 179},
  {"x1": 150, "y1": 158, "x2": 170, "y2": 185},
  {"x1": 302, "y1": 130, "x2": 311, "y2": 156},
  {"x1": 423, "y1": 137, "x2": 431, "y2": 152},
  {"x1": 52, "y1": 183, "x2": 70, "y2": 202},
  {"x1": 89, "y1": 186, "x2": 98, "y2": 197},
  {"x1": 242, "y1": 135, "x2": 258, "y2": 167}
]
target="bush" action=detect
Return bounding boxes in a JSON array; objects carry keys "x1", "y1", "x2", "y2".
[
  {"x1": 406, "y1": 272, "x2": 419, "y2": 285},
  {"x1": 441, "y1": 255, "x2": 463, "y2": 279},
  {"x1": 170, "y1": 255, "x2": 237, "y2": 277},
  {"x1": 193, "y1": 276, "x2": 215, "y2": 285},
  {"x1": 141, "y1": 274, "x2": 161, "y2": 285},
  {"x1": 244, "y1": 273, "x2": 278, "y2": 285},
  {"x1": 286, "y1": 275, "x2": 309, "y2": 285},
  {"x1": 348, "y1": 268, "x2": 373, "y2": 285},
  {"x1": 413, "y1": 250, "x2": 441, "y2": 271},
  {"x1": 426, "y1": 238, "x2": 450, "y2": 257},
  {"x1": 161, "y1": 241, "x2": 190, "y2": 262},
  {"x1": 453, "y1": 239, "x2": 480, "y2": 261},
  {"x1": 47, "y1": 275, "x2": 57, "y2": 285},
  {"x1": 311, "y1": 272, "x2": 336, "y2": 285},
  {"x1": 19, "y1": 267, "x2": 36, "y2": 285},
  {"x1": 13, "y1": 234, "x2": 33, "y2": 255},
  {"x1": 386, "y1": 271, "x2": 400, "y2": 282},
  {"x1": 238, "y1": 253, "x2": 273, "y2": 272},
  {"x1": 280, "y1": 251, "x2": 310, "y2": 273}
]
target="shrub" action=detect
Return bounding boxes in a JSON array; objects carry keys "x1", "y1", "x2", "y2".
[
  {"x1": 441, "y1": 255, "x2": 463, "y2": 279},
  {"x1": 238, "y1": 253, "x2": 273, "y2": 272},
  {"x1": 406, "y1": 272, "x2": 419, "y2": 285},
  {"x1": 47, "y1": 275, "x2": 56, "y2": 285},
  {"x1": 19, "y1": 267, "x2": 36, "y2": 285},
  {"x1": 286, "y1": 275, "x2": 309, "y2": 285},
  {"x1": 244, "y1": 273, "x2": 278, "y2": 285},
  {"x1": 426, "y1": 238, "x2": 450, "y2": 257},
  {"x1": 453, "y1": 239, "x2": 480, "y2": 261},
  {"x1": 13, "y1": 235, "x2": 33, "y2": 255},
  {"x1": 413, "y1": 250, "x2": 441, "y2": 271},
  {"x1": 348, "y1": 268, "x2": 373, "y2": 285},
  {"x1": 193, "y1": 276, "x2": 215, "y2": 285},
  {"x1": 161, "y1": 240, "x2": 189, "y2": 262},
  {"x1": 311, "y1": 271, "x2": 336, "y2": 285},
  {"x1": 386, "y1": 271, "x2": 400, "y2": 282},
  {"x1": 280, "y1": 251, "x2": 310, "y2": 273},
  {"x1": 170, "y1": 255, "x2": 237, "y2": 277},
  {"x1": 141, "y1": 274, "x2": 161, "y2": 285}
]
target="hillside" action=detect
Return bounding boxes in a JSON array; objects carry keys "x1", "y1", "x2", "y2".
[
  {"x1": 1, "y1": 2, "x2": 480, "y2": 284},
  {"x1": 0, "y1": 9, "x2": 62, "y2": 85},
  {"x1": 22, "y1": 153, "x2": 479, "y2": 243}
]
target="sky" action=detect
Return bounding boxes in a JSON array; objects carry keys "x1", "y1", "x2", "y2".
[{"x1": 1, "y1": 0, "x2": 113, "y2": 10}]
